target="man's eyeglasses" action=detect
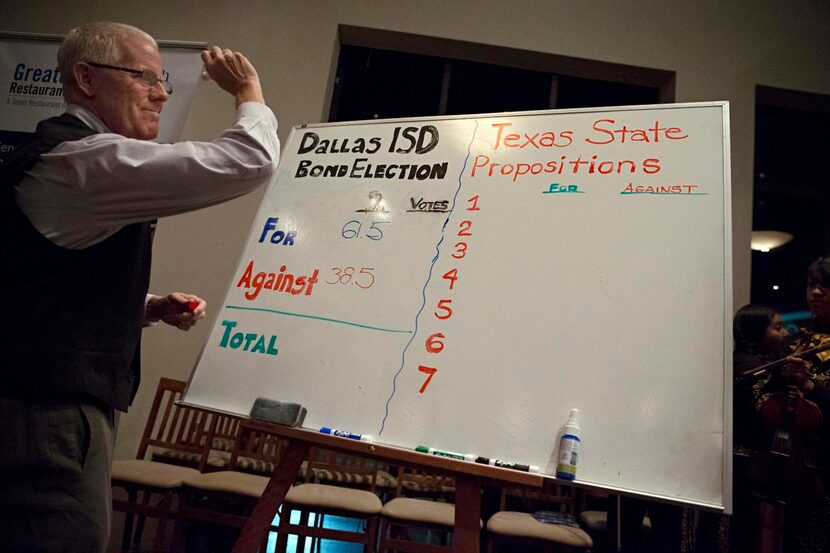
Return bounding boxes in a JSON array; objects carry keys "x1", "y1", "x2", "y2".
[{"x1": 87, "y1": 62, "x2": 173, "y2": 94}]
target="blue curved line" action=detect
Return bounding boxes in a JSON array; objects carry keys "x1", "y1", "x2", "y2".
[{"x1": 379, "y1": 120, "x2": 480, "y2": 435}]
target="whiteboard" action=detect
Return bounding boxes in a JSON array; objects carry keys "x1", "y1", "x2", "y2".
[{"x1": 184, "y1": 102, "x2": 732, "y2": 510}]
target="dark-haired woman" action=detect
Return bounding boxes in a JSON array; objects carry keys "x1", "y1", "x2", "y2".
[
  {"x1": 748, "y1": 258, "x2": 830, "y2": 553},
  {"x1": 718, "y1": 304, "x2": 789, "y2": 553}
]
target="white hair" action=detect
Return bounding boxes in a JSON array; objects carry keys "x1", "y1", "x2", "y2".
[{"x1": 58, "y1": 22, "x2": 157, "y2": 88}]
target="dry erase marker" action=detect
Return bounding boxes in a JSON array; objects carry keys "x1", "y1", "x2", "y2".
[
  {"x1": 186, "y1": 300, "x2": 199, "y2": 312},
  {"x1": 475, "y1": 456, "x2": 540, "y2": 473},
  {"x1": 416, "y1": 445, "x2": 476, "y2": 462},
  {"x1": 319, "y1": 427, "x2": 373, "y2": 443}
]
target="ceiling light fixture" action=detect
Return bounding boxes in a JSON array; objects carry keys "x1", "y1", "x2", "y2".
[{"x1": 751, "y1": 230, "x2": 794, "y2": 253}]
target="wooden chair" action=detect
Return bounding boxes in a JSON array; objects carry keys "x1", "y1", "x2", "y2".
[
  {"x1": 273, "y1": 447, "x2": 384, "y2": 553},
  {"x1": 485, "y1": 483, "x2": 593, "y2": 552},
  {"x1": 150, "y1": 407, "x2": 239, "y2": 472},
  {"x1": 174, "y1": 417, "x2": 290, "y2": 552},
  {"x1": 378, "y1": 468, "x2": 473, "y2": 553},
  {"x1": 309, "y1": 449, "x2": 397, "y2": 498},
  {"x1": 292, "y1": 449, "x2": 398, "y2": 552},
  {"x1": 111, "y1": 377, "x2": 238, "y2": 552}
]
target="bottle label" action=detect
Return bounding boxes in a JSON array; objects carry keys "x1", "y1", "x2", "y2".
[{"x1": 556, "y1": 436, "x2": 580, "y2": 478}]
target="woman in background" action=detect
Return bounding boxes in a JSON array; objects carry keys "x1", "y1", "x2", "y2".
[
  {"x1": 755, "y1": 258, "x2": 830, "y2": 553},
  {"x1": 733, "y1": 304, "x2": 790, "y2": 454},
  {"x1": 725, "y1": 304, "x2": 790, "y2": 553}
]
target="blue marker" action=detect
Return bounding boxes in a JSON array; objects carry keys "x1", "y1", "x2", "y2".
[{"x1": 320, "y1": 427, "x2": 373, "y2": 443}]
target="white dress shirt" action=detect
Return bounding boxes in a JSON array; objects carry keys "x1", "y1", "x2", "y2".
[{"x1": 15, "y1": 102, "x2": 280, "y2": 249}]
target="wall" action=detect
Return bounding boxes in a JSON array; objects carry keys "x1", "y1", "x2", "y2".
[{"x1": 4, "y1": 0, "x2": 829, "y2": 461}]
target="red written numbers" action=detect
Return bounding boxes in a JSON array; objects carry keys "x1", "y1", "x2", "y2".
[
  {"x1": 425, "y1": 333, "x2": 445, "y2": 353},
  {"x1": 418, "y1": 365, "x2": 437, "y2": 393},
  {"x1": 418, "y1": 194, "x2": 480, "y2": 395},
  {"x1": 585, "y1": 119, "x2": 689, "y2": 145},
  {"x1": 442, "y1": 268, "x2": 459, "y2": 290},
  {"x1": 435, "y1": 299, "x2": 453, "y2": 320},
  {"x1": 324, "y1": 266, "x2": 375, "y2": 288}
]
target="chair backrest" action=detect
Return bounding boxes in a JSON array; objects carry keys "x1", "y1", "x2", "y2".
[
  {"x1": 228, "y1": 418, "x2": 288, "y2": 474},
  {"x1": 135, "y1": 377, "x2": 234, "y2": 472},
  {"x1": 212, "y1": 412, "x2": 241, "y2": 451},
  {"x1": 305, "y1": 448, "x2": 384, "y2": 492},
  {"x1": 498, "y1": 481, "x2": 579, "y2": 515},
  {"x1": 393, "y1": 466, "x2": 455, "y2": 502}
]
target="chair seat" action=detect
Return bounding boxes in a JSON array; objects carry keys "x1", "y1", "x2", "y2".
[
  {"x1": 382, "y1": 497, "x2": 481, "y2": 528},
  {"x1": 111, "y1": 459, "x2": 200, "y2": 489},
  {"x1": 578, "y1": 510, "x2": 651, "y2": 533},
  {"x1": 182, "y1": 470, "x2": 270, "y2": 499},
  {"x1": 285, "y1": 483, "x2": 382, "y2": 515},
  {"x1": 487, "y1": 511, "x2": 593, "y2": 548},
  {"x1": 579, "y1": 510, "x2": 607, "y2": 532}
]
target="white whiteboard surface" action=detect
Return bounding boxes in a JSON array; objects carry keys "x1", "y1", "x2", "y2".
[{"x1": 184, "y1": 102, "x2": 732, "y2": 510}]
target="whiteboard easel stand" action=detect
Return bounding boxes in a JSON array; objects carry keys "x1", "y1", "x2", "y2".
[{"x1": 230, "y1": 421, "x2": 546, "y2": 553}]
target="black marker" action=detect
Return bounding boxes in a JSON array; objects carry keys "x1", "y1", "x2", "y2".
[{"x1": 475, "y1": 456, "x2": 540, "y2": 473}]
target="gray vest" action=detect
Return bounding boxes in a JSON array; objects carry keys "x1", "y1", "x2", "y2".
[{"x1": 0, "y1": 114, "x2": 154, "y2": 411}]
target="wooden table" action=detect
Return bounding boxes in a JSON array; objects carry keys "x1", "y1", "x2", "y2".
[{"x1": 231, "y1": 421, "x2": 546, "y2": 553}]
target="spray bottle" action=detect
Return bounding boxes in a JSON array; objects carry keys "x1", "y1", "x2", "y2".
[{"x1": 555, "y1": 408, "x2": 581, "y2": 480}]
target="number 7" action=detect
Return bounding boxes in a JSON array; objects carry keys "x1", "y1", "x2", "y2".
[{"x1": 418, "y1": 365, "x2": 437, "y2": 393}]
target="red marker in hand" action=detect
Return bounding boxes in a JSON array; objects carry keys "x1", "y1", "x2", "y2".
[{"x1": 186, "y1": 300, "x2": 200, "y2": 312}]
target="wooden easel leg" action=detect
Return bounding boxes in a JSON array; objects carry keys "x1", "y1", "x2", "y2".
[
  {"x1": 453, "y1": 474, "x2": 482, "y2": 553},
  {"x1": 232, "y1": 439, "x2": 310, "y2": 553}
]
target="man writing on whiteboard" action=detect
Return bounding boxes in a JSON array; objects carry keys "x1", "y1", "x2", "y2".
[{"x1": 0, "y1": 21, "x2": 278, "y2": 552}]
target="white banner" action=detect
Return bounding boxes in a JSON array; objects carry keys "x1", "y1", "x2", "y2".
[{"x1": 0, "y1": 31, "x2": 205, "y2": 164}]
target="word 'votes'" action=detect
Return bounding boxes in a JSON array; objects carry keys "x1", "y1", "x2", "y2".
[
  {"x1": 296, "y1": 125, "x2": 439, "y2": 155},
  {"x1": 218, "y1": 320, "x2": 278, "y2": 356},
  {"x1": 491, "y1": 120, "x2": 689, "y2": 149}
]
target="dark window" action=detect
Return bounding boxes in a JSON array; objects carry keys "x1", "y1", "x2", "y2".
[
  {"x1": 556, "y1": 75, "x2": 661, "y2": 109},
  {"x1": 445, "y1": 60, "x2": 551, "y2": 115},
  {"x1": 331, "y1": 47, "x2": 444, "y2": 121},
  {"x1": 751, "y1": 87, "x2": 830, "y2": 316},
  {"x1": 330, "y1": 27, "x2": 673, "y2": 122}
]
